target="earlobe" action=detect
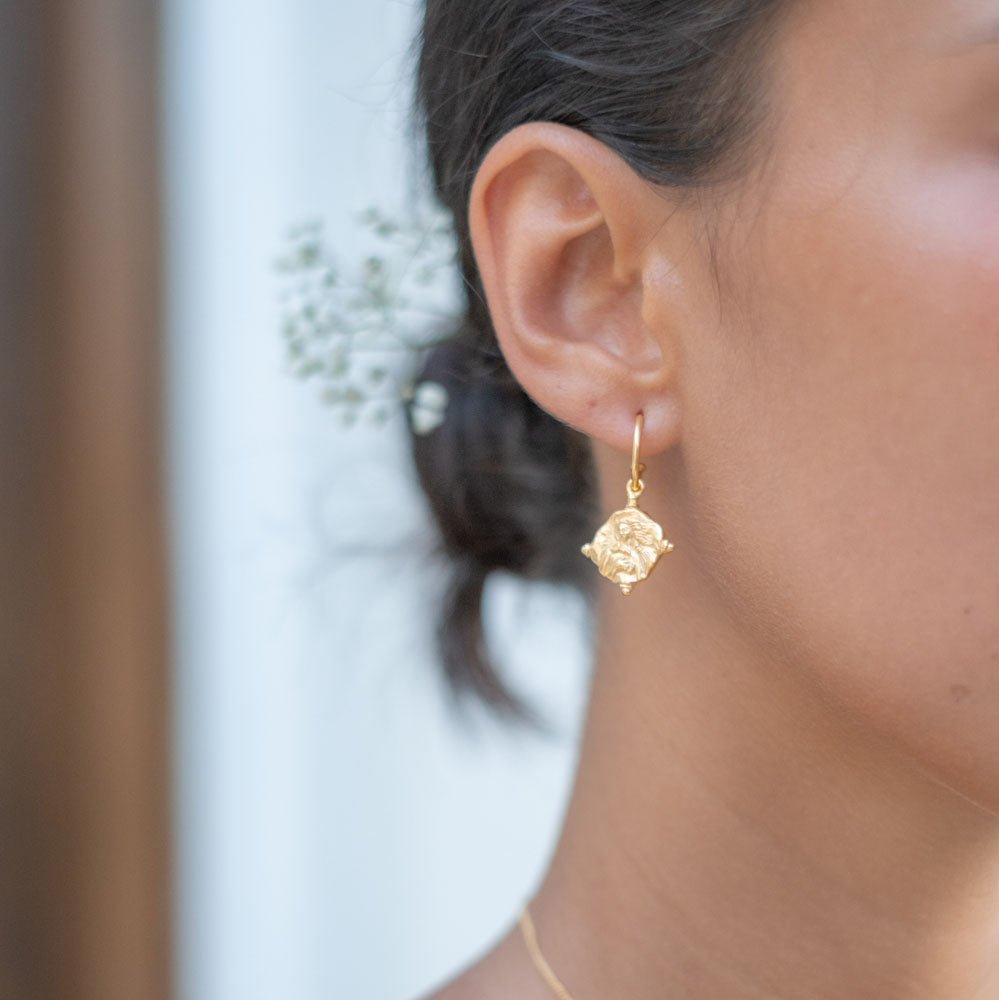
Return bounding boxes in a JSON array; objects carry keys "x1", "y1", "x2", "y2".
[{"x1": 468, "y1": 122, "x2": 685, "y2": 456}]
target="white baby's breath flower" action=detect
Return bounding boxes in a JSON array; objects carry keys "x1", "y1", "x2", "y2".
[
  {"x1": 275, "y1": 206, "x2": 459, "y2": 428},
  {"x1": 409, "y1": 381, "x2": 449, "y2": 435}
]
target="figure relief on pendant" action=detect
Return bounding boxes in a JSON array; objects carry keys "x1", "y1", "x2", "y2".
[{"x1": 582, "y1": 481, "x2": 673, "y2": 595}]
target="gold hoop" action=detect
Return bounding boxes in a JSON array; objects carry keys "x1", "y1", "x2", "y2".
[{"x1": 630, "y1": 412, "x2": 645, "y2": 494}]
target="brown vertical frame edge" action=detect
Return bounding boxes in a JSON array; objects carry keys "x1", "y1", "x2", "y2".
[{"x1": 0, "y1": 2, "x2": 171, "y2": 999}]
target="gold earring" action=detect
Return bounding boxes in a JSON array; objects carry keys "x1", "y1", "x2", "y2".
[{"x1": 581, "y1": 413, "x2": 674, "y2": 595}]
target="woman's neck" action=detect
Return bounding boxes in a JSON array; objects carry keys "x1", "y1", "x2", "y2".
[{"x1": 530, "y1": 575, "x2": 999, "y2": 1000}]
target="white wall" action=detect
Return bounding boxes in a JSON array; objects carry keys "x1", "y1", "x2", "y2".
[{"x1": 163, "y1": 2, "x2": 589, "y2": 997}]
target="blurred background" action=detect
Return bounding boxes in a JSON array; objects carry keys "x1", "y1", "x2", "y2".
[{"x1": 1, "y1": 1, "x2": 590, "y2": 998}]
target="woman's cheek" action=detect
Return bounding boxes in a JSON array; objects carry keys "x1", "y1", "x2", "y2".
[{"x1": 682, "y1": 155, "x2": 999, "y2": 808}]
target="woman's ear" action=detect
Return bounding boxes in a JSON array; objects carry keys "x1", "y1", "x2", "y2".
[{"x1": 468, "y1": 122, "x2": 693, "y2": 455}]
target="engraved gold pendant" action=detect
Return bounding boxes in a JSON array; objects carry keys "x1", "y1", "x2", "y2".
[{"x1": 581, "y1": 413, "x2": 673, "y2": 595}]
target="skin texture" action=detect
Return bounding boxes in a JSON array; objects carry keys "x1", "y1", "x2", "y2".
[{"x1": 423, "y1": 0, "x2": 999, "y2": 997}]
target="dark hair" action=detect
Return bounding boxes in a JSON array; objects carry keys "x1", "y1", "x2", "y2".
[{"x1": 410, "y1": 0, "x2": 784, "y2": 720}]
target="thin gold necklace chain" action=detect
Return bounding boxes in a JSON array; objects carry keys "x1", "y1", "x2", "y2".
[{"x1": 519, "y1": 905, "x2": 577, "y2": 1000}]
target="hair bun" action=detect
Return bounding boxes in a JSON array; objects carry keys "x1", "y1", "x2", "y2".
[{"x1": 408, "y1": 324, "x2": 596, "y2": 717}]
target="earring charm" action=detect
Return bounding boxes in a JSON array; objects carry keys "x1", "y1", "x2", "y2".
[{"x1": 581, "y1": 413, "x2": 673, "y2": 595}]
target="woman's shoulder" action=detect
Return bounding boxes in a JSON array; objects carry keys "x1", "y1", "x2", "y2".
[
  {"x1": 416, "y1": 962, "x2": 509, "y2": 1000},
  {"x1": 414, "y1": 921, "x2": 547, "y2": 1000},
  {"x1": 417, "y1": 970, "x2": 498, "y2": 1000}
]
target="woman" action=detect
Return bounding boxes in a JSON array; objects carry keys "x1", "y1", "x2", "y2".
[{"x1": 409, "y1": 0, "x2": 999, "y2": 996}]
